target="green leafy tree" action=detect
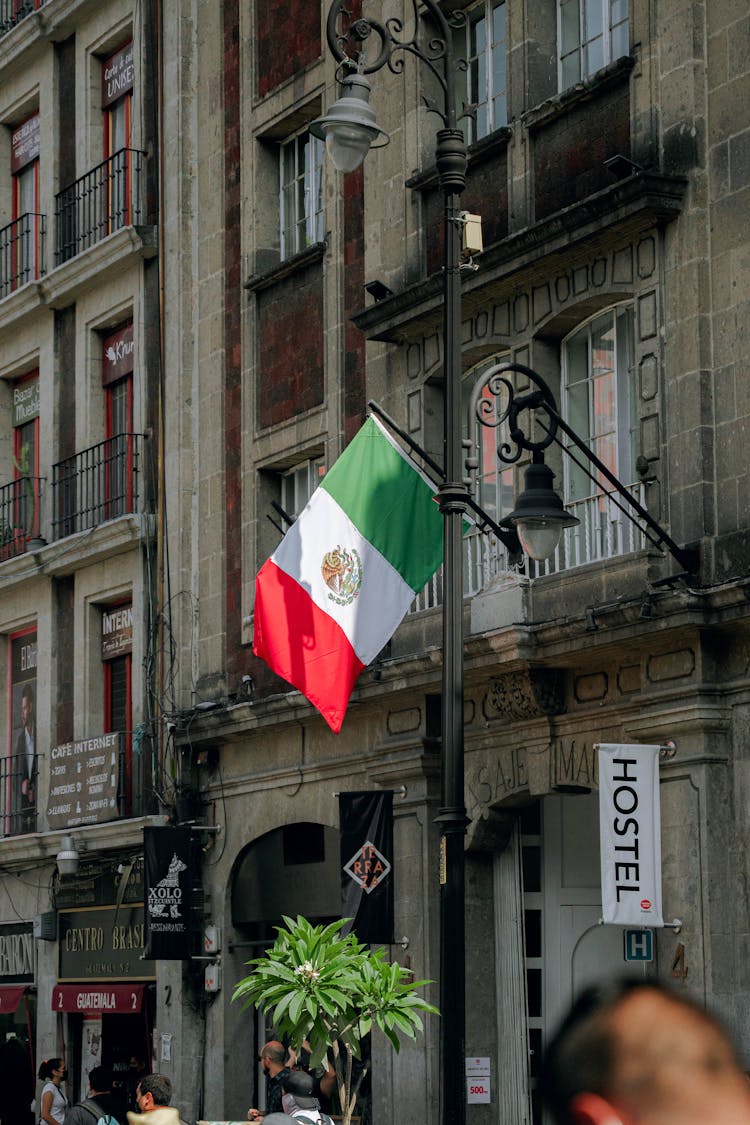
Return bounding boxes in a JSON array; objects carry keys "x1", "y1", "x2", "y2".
[{"x1": 232, "y1": 915, "x2": 439, "y2": 1125}]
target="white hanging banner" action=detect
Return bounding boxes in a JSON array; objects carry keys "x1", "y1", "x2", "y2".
[{"x1": 597, "y1": 743, "x2": 664, "y2": 927}]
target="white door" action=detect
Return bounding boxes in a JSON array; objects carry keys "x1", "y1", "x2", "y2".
[{"x1": 542, "y1": 793, "x2": 623, "y2": 1035}]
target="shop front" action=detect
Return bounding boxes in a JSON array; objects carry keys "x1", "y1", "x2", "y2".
[
  {"x1": 53, "y1": 858, "x2": 155, "y2": 1107},
  {"x1": 0, "y1": 922, "x2": 36, "y2": 1125}
]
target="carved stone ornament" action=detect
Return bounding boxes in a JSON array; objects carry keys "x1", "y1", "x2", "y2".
[{"x1": 484, "y1": 667, "x2": 566, "y2": 721}]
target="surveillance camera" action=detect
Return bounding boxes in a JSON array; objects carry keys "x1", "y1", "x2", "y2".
[{"x1": 166, "y1": 721, "x2": 177, "y2": 733}]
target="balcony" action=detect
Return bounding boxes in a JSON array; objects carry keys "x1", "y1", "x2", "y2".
[
  {"x1": 51, "y1": 433, "x2": 144, "y2": 540},
  {"x1": 0, "y1": 0, "x2": 41, "y2": 38},
  {"x1": 0, "y1": 212, "x2": 46, "y2": 298},
  {"x1": 411, "y1": 486, "x2": 648, "y2": 612},
  {"x1": 54, "y1": 148, "x2": 145, "y2": 266},
  {"x1": 0, "y1": 751, "x2": 37, "y2": 836},
  {"x1": 0, "y1": 474, "x2": 42, "y2": 561}
]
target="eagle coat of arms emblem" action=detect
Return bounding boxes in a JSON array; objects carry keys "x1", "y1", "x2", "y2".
[{"x1": 321, "y1": 546, "x2": 363, "y2": 606}]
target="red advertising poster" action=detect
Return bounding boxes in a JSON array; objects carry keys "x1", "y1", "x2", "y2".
[{"x1": 8, "y1": 628, "x2": 37, "y2": 836}]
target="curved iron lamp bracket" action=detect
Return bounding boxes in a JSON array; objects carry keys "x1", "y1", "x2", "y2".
[
  {"x1": 469, "y1": 361, "x2": 560, "y2": 465},
  {"x1": 467, "y1": 362, "x2": 701, "y2": 577},
  {"x1": 325, "y1": 0, "x2": 466, "y2": 128}
]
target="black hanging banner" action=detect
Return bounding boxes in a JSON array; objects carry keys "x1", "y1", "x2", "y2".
[
  {"x1": 339, "y1": 791, "x2": 394, "y2": 945},
  {"x1": 143, "y1": 826, "x2": 193, "y2": 960}
]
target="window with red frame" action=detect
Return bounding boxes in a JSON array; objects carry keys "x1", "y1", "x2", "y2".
[
  {"x1": 102, "y1": 41, "x2": 134, "y2": 231},
  {"x1": 102, "y1": 602, "x2": 132, "y2": 813},
  {"x1": 9, "y1": 114, "x2": 40, "y2": 292},
  {"x1": 102, "y1": 323, "x2": 134, "y2": 518},
  {"x1": 7, "y1": 626, "x2": 37, "y2": 836},
  {"x1": 5, "y1": 373, "x2": 40, "y2": 559}
]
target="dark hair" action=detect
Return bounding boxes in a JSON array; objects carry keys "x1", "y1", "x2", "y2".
[
  {"x1": 88, "y1": 1066, "x2": 112, "y2": 1092},
  {"x1": 138, "y1": 1073, "x2": 172, "y2": 1106},
  {"x1": 38, "y1": 1058, "x2": 62, "y2": 1081},
  {"x1": 283, "y1": 1070, "x2": 314, "y2": 1097},
  {"x1": 538, "y1": 978, "x2": 708, "y2": 1125}
]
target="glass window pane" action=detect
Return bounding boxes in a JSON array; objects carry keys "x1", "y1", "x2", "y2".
[
  {"x1": 524, "y1": 909, "x2": 542, "y2": 958},
  {"x1": 520, "y1": 801, "x2": 540, "y2": 834},
  {"x1": 611, "y1": 19, "x2": 629, "y2": 59},
  {"x1": 611, "y1": 0, "x2": 628, "y2": 23},
  {"x1": 593, "y1": 430, "x2": 617, "y2": 477},
  {"x1": 526, "y1": 968, "x2": 542, "y2": 1018},
  {"x1": 493, "y1": 1, "x2": 506, "y2": 43},
  {"x1": 472, "y1": 11, "x2": 487, "y2": 55},
  {"x1": 562, "y1": 51, "x2": 580, "y2": 87},
  {"x1": 584, "y1": 36, "x2": 604, "y2": 75},
  {"x1": 522, "y1": 844, "x2": 541, "y2": 892},
  {"x1": 567, "y1": 380, "x2": 590, "y2": 441},
  {"x1": 566, "y1": 331, "x2": 589, "y2": 385},
  {"x1": 584, "y1": 0, "x2": 604, "y2": 41},
  {"x1": 560, "y1": 0, "x2": 580, "y2": 56},
  {"x1": 592, "y1": 372, "x2": 615, "y2": 433}
]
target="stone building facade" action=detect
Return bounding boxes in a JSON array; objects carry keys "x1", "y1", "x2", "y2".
[
  {"x1": 0, "y1": 1, "x2": 748, "y2": 1124},
  {"x1": 0, "y1": 0, "x2": 170, "y2": 1115}
]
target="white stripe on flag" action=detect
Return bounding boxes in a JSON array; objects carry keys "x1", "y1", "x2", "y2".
[{"x1": 271, "y1": 486, "x2": 416, "y2": 665}]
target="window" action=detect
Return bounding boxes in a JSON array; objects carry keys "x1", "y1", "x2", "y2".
[
  {"x1": 7, "y1": 114, "x2": 41, "y2": 295},
  {"x1": 280, "y1": 131, "x2": 324, "y2": 260},
  {"x1": 102, "y1": 323, "x2": 135, "y2": 518},
  {"x1": 280, "y1": 456, "x2": 325, "y2": 521},
  {"x1": 7, "y1": 627, "x2": 37, "y2": 836},
  {"x1": 562, "y1": 305, "x2": 639, "y2": 562},
  {"x1": 102, "y1": 602, "x2": 132, "y2": 813},
  {"x1": 102, "y1": 42, "x2": 134, "y2": 231},
  {"x1": 2, "y1": 374, "x2": 40, "y2": 560},
  {"x1": 558, "y1": 0, "x2": 629, "y2": 89},
  {"x1": 453, "y1": 1, "x2": 507, "y2": 143},
  {"x1": 563, "y1": 305, "x2": 635, "y2": 504}
]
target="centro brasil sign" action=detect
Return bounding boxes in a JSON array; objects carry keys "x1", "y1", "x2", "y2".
[{"x1": 58, "y1": 905, "x2": 155, "y2": 982}]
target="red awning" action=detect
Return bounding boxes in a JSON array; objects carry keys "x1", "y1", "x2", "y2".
[
  {"x1": 52, "y1": 983, "x2": 146, "y2": 1014},
  {"x1": 0, "y1": 984, "x2": 28, "y2": 1013}
]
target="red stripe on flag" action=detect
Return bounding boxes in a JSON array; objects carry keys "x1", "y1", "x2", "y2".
[{"x1": 253, "y1": 559, "x2": 365, "y2": 733}]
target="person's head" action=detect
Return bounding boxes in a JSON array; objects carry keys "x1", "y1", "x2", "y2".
[
  {"x1": 88, "y1": 1066, "x2": 112, "y2": 1094},
  {"x1": 281, "y1": 1069, "x2": 317, "y2": 1115},
  {"x1": 540, "y1": 978, "x2": 750, "y2": 1125},
  {"x1": 21, "y1": 683, "x2": 34, "y2": 729},
  {"x1": 259, "y1": 1041, "x2": 286, "y2": 1078},
  {"x1": 38, "y1": 1057, "x2": 66, "y2": 1083},
  {"x1": 136, "y1": 1073, "x2": 172, "y2": 1111}
]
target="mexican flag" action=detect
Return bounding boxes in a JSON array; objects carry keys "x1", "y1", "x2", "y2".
[{"x1": 253, "y1": 415, "x2": 444, "y2": 732}]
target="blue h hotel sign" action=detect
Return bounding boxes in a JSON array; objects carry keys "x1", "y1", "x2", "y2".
[{"x1": 623, "y1": 928, "x2": 654, "y2": 962}]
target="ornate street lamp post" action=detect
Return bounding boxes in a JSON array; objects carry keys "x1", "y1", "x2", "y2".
[{"x1": 311, "y1": 6, "x2": 471, "y2": 1125}]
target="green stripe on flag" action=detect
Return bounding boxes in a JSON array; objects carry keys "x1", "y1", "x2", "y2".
[{"x1": 321, "y1": 417, "x2": 443, "y2": 593}]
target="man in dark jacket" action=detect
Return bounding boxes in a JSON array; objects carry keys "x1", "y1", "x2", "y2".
[{"x1": 65, "y1": 1066, "x2": 124, "y2": 1125}]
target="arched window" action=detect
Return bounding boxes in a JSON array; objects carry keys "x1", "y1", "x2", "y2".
[
  {"x1": 561, "y1": 304, "x2": 641, "y2": 563},
  {"x1": 562, "y1": 304, "x2": 636, "y2": 503}
]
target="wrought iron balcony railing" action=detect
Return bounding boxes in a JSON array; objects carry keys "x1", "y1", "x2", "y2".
[
  {"x1": 411, "y1": 484, "x2": 648, "y2": 613},
  {"x1": 54, "y1": 147, "x2": 145, "y2": 265},
  {"x1": 0, "y1": 212, "x2": 46, "y2": 298},
  {"x1": 0, "y1": 749, "x2": 37, "y2": 837},
  {"x1": 0, "y1": 0, "x2": 41, "y2": 37},
  {"x1": 51, "y1": 433, "x2": 143, "y2": 540},
  {"x1": 0, "y1": 474, "x2": 42, "y2": 561}
]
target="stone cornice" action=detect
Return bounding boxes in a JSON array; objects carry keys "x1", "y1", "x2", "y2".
[{"x1": 352, "y1": 173, "x2": 688, "y2": 344}]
